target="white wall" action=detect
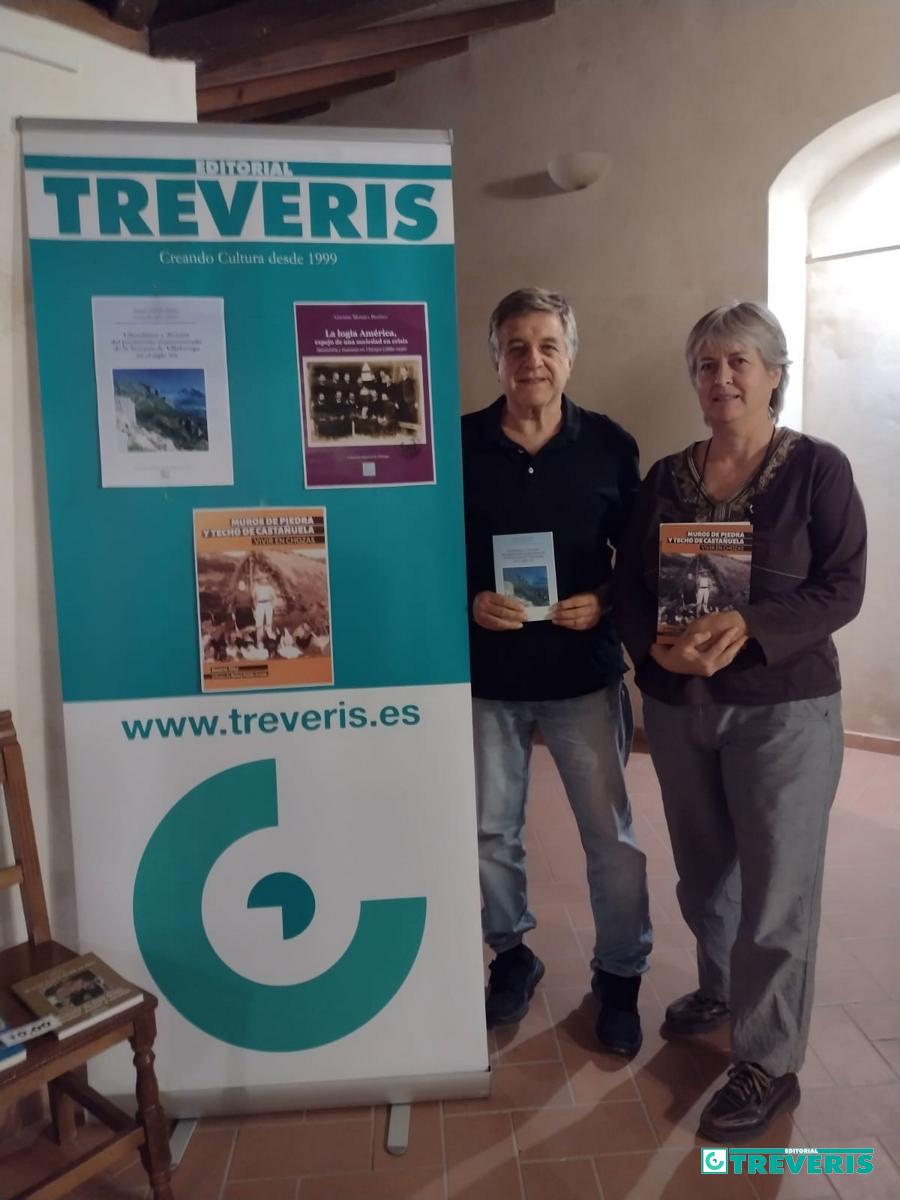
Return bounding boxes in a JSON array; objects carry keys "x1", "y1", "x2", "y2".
[
  {"x1": 320, "y1": 0, "x2": 900, "y2": 735},
  {"x1": 805, "y1": 140, "x2": 900, "y2": 738},
  {"x1": 0, "y1": 8, "x2": 196, "y2": 943}
]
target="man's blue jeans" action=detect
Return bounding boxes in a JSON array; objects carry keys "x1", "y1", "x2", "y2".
[{"x1": 473, "y1": 682, "x2": 652, "y2": 977}]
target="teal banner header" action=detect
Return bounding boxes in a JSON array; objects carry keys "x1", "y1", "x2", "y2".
[{"x1": 25, "y1": 152, "x2": 454, "y2": 244}]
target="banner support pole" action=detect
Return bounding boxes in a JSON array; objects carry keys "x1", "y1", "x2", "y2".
[{"x1": 385, "y1": 1103, "x2": 411, "y2": 1155}]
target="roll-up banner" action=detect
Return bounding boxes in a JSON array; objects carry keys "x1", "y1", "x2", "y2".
[{"x1": 20, "y1": 119, "x2": 488, "y2": 1114}]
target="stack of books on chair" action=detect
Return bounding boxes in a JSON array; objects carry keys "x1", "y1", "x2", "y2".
[
  {"x1": 0, "y1": 1017, "x2": 27, "y2": 1071},
  {"x1": 1, "y1": 952, "x2": 143, "y2": 1066}
]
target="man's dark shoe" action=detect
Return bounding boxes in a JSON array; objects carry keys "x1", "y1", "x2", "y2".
[
  {"x1": 592, "y1": 970, "x2": 643, "y2": 1056},
  {"x1": 699, "y1": 1062, "x2": 800, "y2": 1143},
  {"x1": 663, "y1": 990, "x2": 730, "y2": 1036},
  {"x1": 485, "y1": 944, "x2": 545, "y2": 1028}
]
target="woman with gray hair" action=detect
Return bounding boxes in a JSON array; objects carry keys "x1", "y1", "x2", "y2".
[{"x1": 615, "y1": 301, "x2": 866, "y2": 1142}]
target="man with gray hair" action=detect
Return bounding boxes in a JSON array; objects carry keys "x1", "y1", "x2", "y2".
[{"x1": 462, "y1": 287, "x2": 652, "y2": 1055}]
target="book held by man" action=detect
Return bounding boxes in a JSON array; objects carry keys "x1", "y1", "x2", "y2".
[
  {"x1": 492, "y1": 531, "x2": 558, "y2": 621},
  {"x1": 12, "y1": 953, "x2": 143, "y2": 1040},
  {"x1": 657, "y1": 522, "x2": 753, "y2": 645}
]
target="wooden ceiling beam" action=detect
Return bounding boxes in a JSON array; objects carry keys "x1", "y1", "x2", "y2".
[
  {"x1": 202, "y1": 100, "x2": 330, "y2": 125},
  {"x1": 153, "y1": 0, "x2": 229, "y2": 21},
  {"x1": 256, "y1": 101, "x2": 332, "y2": 125},
  {"x1": 107, "y1": 0, "x2": 160, "y2": 30},
  {"x1": 199, "y1": 0, "x2": 556, "y2": 88},
  {"x1": 152, "y1": 0, "x2": 435, "y2": 69},
  {"x1": 197, "y1": 36, "x2": 469, "y2": 115},
  {"x1": 198, "y1": 72, "x2": 397, "y2": 124}
]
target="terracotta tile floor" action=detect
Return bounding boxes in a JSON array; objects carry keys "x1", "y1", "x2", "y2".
[{"x1": 2, "y1": 746, "x2": 898, "y2": 1199}]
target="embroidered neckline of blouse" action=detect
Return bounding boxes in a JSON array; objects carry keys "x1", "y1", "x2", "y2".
[{"x1": 671, "y1": 427, "x2": 801, "y2": 519}]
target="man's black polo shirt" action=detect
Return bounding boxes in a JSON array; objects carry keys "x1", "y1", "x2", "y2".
[{"x1": 462, "y1": 395, "x2": 639, "y2": 701}]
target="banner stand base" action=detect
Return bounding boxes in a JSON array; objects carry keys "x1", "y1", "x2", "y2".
[
  {"x1": 115, "y1": 1066, "x2": 491, "y2": 1122},
  {"x1": 169, "y1": 1118, "x2": 198, "y2": 1165},
  {"x1": 386, "y1": 1103, "x2": 411, "y2": 1155}
]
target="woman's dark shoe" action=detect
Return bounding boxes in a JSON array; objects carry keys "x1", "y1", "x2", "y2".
[
  {"x1": 664, "y1": 990, "x2": 730, "y2": 1035},
  {"x1": 592, "y1": 970, "x2": 643, "y2": 1056},
  {"x1": 699, "y1": 1061, "x2": 800, "y2": 1143},
  {"x1": 485, "y1": 944, "x2": 545, "y2": 1027}
]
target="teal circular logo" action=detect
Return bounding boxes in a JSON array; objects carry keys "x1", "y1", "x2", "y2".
[{"x1": 133, "y1": 759, "x2": 426, "y2": 1050}]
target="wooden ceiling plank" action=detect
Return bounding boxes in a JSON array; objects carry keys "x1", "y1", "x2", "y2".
[
  {"x1": 198, "y1": 72, "x2": 397, "y2": 124},
  {"x1": 108, "y1": 0, "x2": 160, "y2": 30},
  {"x1": 199, "y1": 0, "x2": 556, "y2": 88},
  {"x1": 152, "y1": 0, "x2": 436, "y2": 66},
  {"x1": 256, "y1": 103, "x2": 336, "y2": 124},
  {"x1": 153, "y1": 0, "x2": 237, "y2": 22},
  {"x1": 153, "y1": 0, "x2": 335, "y2": 59},
  {"x1": 197, "y1": 36, "x2": 470, "y2": 115},
  {"x1": 257, "y1": 102, "x2": 333, "y2": 124},
  {"x1": 202, "y1": 100, "x2": 332, "y2": 125}
]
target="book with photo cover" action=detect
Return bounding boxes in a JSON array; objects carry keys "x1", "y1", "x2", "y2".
[
  {"x1": 657, "y1": 521, "x2": 753, "y2": 645},
  {"x1": 194, "y1": 506, "x2": 333, "y2": 693},
  {"x1": 295, "y1": 301, "x2": 436, "y2": 488},
  {"x1": 492, "y1": 531, "x2": 558, "y2": 622},
  {"x1": 0, "y1": 1018, "x2": 26, "y2": 1071},
  {"x1": 12, "y1": 953, "x2": 143, "y2": 1041}
]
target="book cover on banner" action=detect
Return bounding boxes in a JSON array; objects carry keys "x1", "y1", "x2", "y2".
[
  {"x1": 296, "y1": 302, "x2": 436, "y2": 488},
  {"x1": 12, "y1": 953, "x2": 143, "y2": 1040},
  {"x1": 91, "y1": 295, "x2": 233, "y2": 488},
  {"x1": 492, "y1": 531, "x2": 558, "y2": 621},
  {"x1": 657, "y1": 521, "x2": 753, "y2": 644},
  {"x1": 194, "y1": 507, "x2": 333, "y2": 692}
]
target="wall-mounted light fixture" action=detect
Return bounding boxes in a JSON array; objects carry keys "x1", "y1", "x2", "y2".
[{"x1": 547, "y1": 151, "x2": 610, "y2": 192}]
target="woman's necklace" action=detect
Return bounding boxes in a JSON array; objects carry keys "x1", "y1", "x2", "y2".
[{"x1": 694, "y1": 424, "x2": 777, "y2": 512}]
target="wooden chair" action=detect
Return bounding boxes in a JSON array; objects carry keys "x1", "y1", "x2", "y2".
[{"x1": 0, "y1": 710, "x2": 173, "y2": 1200}]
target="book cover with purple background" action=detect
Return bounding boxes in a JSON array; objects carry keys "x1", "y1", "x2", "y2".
[{"x1": 296, "y1": 302, "x2": 436, "y2": 488}]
